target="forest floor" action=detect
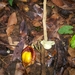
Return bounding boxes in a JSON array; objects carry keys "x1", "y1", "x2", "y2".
[{"x1": 0, "y1": 0, "x2": 75, "y2": 75}]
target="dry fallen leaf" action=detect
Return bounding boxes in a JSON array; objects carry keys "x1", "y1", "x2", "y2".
[
  {"x1": 0, "y1": 68, "x2": 4, "y2": 75},
  {"x1": 20, "y1": 20, "x2": 28, "y2": 38},
  {"x1": 6, "y1": 12, "x2": 17, "y2": 36},
  {"x1": 69, "y1": 68, "x2": 75, "y2": 75},
  {"x1": 0, "y1": 15, "x2": 7, "y2": 23},
  {"x1": 51, "y1": 0, "x2": 75, "y2": 10},
  {"x1": 51, "y1": 0, "x2": 64, "y2": 7},
  {"x1": 23, "y1": 5, "x2": 29, "y2": 12},
  {"x1": 14, "y1": 63, "x2": 25, "y2": 75},
  {"x1": 0, "y1": 2, "x2": 7, "y2": 10},
  {"x1": 31, "y1": 0, "x2": 38, "y2": 3},
  {"x1": 0, "y1": 34, "x2": 7, "y2": 37},
  {"x1": 32, "y1": 16, "x2": 42, "y2": 27},
  {"x1": 19, "y1": 0, "x2": 27, "y2": 2},
  {"x1": 68, "y1": 47, "x2": 75, "y2": 57}
]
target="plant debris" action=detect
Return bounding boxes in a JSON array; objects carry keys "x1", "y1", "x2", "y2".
[{"x1": 0, "y1": 0, "x2": 75, "y2": 75}]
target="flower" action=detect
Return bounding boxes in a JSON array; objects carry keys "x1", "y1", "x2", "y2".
[{"x1": 21, "y1": 46, "x2": 36, "y2": 66}]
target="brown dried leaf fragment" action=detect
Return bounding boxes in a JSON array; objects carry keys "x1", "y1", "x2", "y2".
[
  {"x1": 31, "y1": 0, "x2": 38, "y2": 3},
  {"x1": 6, "y1": 12, "x2": 17, "y2": 36},
  {"x1": 20, "y1": 20, "x2": 28, "y2": 38},
  {"x1": 68, "y1": 47, "x2": 75, "y2": 57},
  {"x1": 14, "y1": 63, "x2": 25, "y2": 75},
  {"x1": 51, "y1": 0, "x2": 64, "y2": 7},
  {"x1": 0, "y1": 68, "x2": 4, "y2": 75},
  {"x1": 0, "y1": 2, "x2": 7, "y2": 10},
  {"x1": 32, "y1": 16, "x2": 42, "y2": 27},
  {"x1": 0, "y1": 34, "x2": 7, "y2": 37},
  {"x1": 19, "y1": 0, "x2": 28, "y2": 2}
]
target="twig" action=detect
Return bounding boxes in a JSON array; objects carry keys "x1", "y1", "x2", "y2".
[
  {"x1": 43, "y1": 0, "x2": 47, "y2": 41},
  {"x1": 41, "y1": 0, "x2": 47, "y2": 75},
  {"x1": 0, "y1": 57, "x2": 8, "y2": 66}
]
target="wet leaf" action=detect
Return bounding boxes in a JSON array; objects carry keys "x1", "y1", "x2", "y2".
[
  {"x1": 58, "y1": 25, "x2": 73, "y2": 34},
  {"x1": 6, "y1": 12, "x2": 17, "y2": 36}
]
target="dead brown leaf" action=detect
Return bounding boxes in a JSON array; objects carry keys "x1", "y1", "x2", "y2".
[
  {"x1": 0, "y1": 15, "x2": 7, "y2": 23},
  {"x1": 51, "y1": 0, "x2": 64, "y2": 7},
  {"x1": 32, "y1": 16, "x2": 42, "y2": 27},
  {"x1": 0, "y1": 68, "x2": 4, "y2": 75},
  {"x1": 19, "y1": 0, "x2": 27, "y2": 2},
  {"x1": 31, "y1": 0, "x2": 38, "y2": 3},
  {"x1": 14, "y1": 63, "x2": 25, "y2": 75},
  {"x1": 68, "y1": 47, "x2": 75, "y2": 57},
  {"x1": 0, "y1": 2, "x2": 7, "y2": 10},
  {"x1": 0, "y1": 34, "x2": 7, "y2": 37},
  {"x1": 69, "y1": 68, "x2": 75, "y2": 75},
  {"x1": 6, "y1": 12, "x2": 17, "y2": 36}
]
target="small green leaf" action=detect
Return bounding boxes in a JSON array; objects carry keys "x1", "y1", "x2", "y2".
[
  {"x1": 51, "y1": 5, "x2": 55, "y2": 9},
  {"x1": 70, "y1": 35, "x2": 75, "y2": 48},
  {"x1": 58, "y1": 25, "x2": 73, "y2": 34},
  {"x1": 8, "y1": 0, "x2": 13, "y2": 6}
]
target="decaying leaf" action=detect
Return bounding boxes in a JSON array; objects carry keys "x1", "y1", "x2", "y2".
[
  {"x1": 51, "y1": 0, "x2": 64, "y2": 7},
  {"x1": 0, "y1": 15, "x2": 8, "y2": 23},
  {"x1": 33, "y1": 4, "x2": 43, "y2": 18},
  {"x1": 6, "y1": 12, "x2": 17, "y2": 36},
  {"x1": 31, "y1": 0, "x2": 38, "y2": 3},
  {"x1": 20, "y1": 20, "x2": 28, "y2": 37},
  {"x1": 0, "y1": 34, "x2": 7, "y2": 37},
  {"x1": 14, "y1": 63, "x2": 25, "y2": 75},
  {"x1": 19, "y1": 0, "x2": 28, "y2": 2},
  {"x1": 0, "y1": 68, "x2": 4, "y2": 75},
  {"x1": 0, "y1": 2, "x2": 7, "y2": 10},
  {"x1": 23, "y1": 5, "x2": 29, "y2": 12},
  {"x1": 68, "y1": 47, "x2": 75, "y2": 57},
  {"x1": 32, "y1": 16, "x2": 42, "y2": 27},
  {"x1": 67, "y1": 56, "x2": 75, "y2": 67},
  {"x1": 12, "y1": 39, "x2": 26, "y2": 61}
]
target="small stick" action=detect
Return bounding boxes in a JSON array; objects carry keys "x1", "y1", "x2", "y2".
[
  {"x1": 43, "y1": 0, "x2": 47, "y2": 41},
  {"x1": 41, "y1": 0, "x2": 47, "y2": 75}
]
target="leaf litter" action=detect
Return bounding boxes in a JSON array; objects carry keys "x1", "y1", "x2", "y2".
[{"x1": 0, "y1": 0, "x2": 75, "y2": 75}]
